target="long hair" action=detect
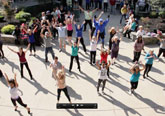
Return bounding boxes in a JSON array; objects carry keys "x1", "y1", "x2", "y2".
[
  {"x1": 8, "y1": 79, "x2": 16, "y2": 87},
  {"x1": 58, "y1": 71, "x2": 65, "y2": 80},
  {"x1": 137, "y1": 36, "x2": 143, "y2": 43}
]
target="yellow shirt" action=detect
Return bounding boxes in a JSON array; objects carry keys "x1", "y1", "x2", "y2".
[{"x1": 121, "y1": 7, "x2": 127, "y2": 14}]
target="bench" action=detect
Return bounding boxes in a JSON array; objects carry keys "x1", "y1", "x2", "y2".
[
  {"x1": 0, "y1": 34, "x2": 16, "y2": 44},
  {"x1": 130, "y1": 32, "x2": 165, "y2": 45}
]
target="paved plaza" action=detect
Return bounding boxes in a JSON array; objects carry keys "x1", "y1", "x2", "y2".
[{"x1": 0, "y1": 11, "x2": 165, "y2": 116}]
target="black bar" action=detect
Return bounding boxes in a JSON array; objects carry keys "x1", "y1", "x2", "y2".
[{"x1": 56, "y1": 103, "x2": 97, "y2": 109}]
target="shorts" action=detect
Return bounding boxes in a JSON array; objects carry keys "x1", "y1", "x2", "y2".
[
  {"x1": 59, "y1": 37, "x2": 66, "y2": 44},
  {"x1": 67, "y1": 30, "x2": 73, "y2": 37}
]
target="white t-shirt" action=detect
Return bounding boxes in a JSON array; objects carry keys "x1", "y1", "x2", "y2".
[
  {"x1": 136, "y1": 30, "x2": 145, "y2": 37},
  {"x1": 90, "y1": 40, "x2": 97, "y2": 51},
  {"x1": 98, "y1": 67, "x2": 108, "y2": 80},
  {"x1": 9, "y1": 87, "x2": 19, "y2": 99},
  {"x1": 56, "y1": 26, "x2": 66, "y2": 38}
]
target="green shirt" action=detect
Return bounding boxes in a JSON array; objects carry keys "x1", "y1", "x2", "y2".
[
  {"x1": 71, "y1": 46, "x2": 78, "y2": 56},
  {"x1": 84, "y1": 11, "x2": 93, "y2": 20}
]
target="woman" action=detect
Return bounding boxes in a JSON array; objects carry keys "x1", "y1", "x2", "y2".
[
  {"x1": 0, "y1": 32, "x2": 4, "y2": 59},
  {"x1": 132, "y1": 35, "x2": 144, "y2": 62},
  {"x1": 4, "y1": 73, "x2": 31, "y2": 113},
  {"x1": 143, "y1": 50, "x2": 157, "y2": 79},
  {"x1": 51, "y1": 16, "x2": 59, "y2": 39},
  {"x1": 89, "y1": 29, "x2": 99, "y2": 65},
  {"x1": 130, "y1": 62, "x2": 145, "y2": 94},
  {"x1": 111, "y1": 35, "x2": 122, "y2": 65},
  {"x1": 96, "y1": 60, "x2": 111, "y2": 95},
  {"x1": 8, "y1": 44, "x2": 33, "y2": 80},
  {"x1": 157, "y1": 34, "x2": 165, "y2": 59},
  {"x1": 65, "y1": 16, "x2": 74, "y2": 43},
  {"x1": 55, "y1": 66, "x2": 71, "y2": 103},
  {"x1": 108, "y1": 27, "x2": 117, "y2": 51}
]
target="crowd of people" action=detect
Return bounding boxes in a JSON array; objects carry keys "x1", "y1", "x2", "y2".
[{"x1": 0, "y1": 0, "x2": 165, "y2": 114}]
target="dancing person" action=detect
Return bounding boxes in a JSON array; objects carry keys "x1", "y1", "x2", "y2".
[
  {"x1": 111, "y1": 35, "x2": 122, "y2": 65},
  {"x1": 129, "y1": 61, "x2": 145, "y2": 94},
  {"x1": 69, "y1": 38, "x2": 81, "y2": 73},
  {"x1": 98, "y1": 0, "x2": 103, "y2": 10},
  {"x1": 65, "y1": 16, "x2": 74, "y2": 43},
  {"x1": 100, "y1": 47, "x2": 110, "y2": 77},
  {"x1": 74, "y1": 21, "x2": 87, "y2": 53},
  {"x1": 132, "y1": 35, "x2": 144, "y2": 62},
  {"x1": 96, "y1": 60, "x2": 111, "y2": 95},
  {"x1": 73, "y1": 1, "x2": 80, "y2": 22},
  {"x1": 0, "y1": 33, "x2": 4, "y2": 59},
  {"x1": 103, "y1": 0, "x2": 108, "y2": 12},
  {"x1": 54, "y1": 23, "x2": 67, "y2": 52},
  {"x1": 108, "y1": 27, "x2": 117, "y2": 51},
  {"x1": 89, "y1": 29, "x2": 99, "y2": 65},
  {"x1": 50, "y1": 56, "x2": 62, "y2": 79},
  {"x1": 120, "y1": 4, "x2": 128, "y2": 24},
  {"x1": 8, "y1": 44, "x2": 33, "y2": 80},
  {"x1": 40, "y1": 26, "x2": 55, "y2": 62},
  {"x1": 3, "y1": 73, "x2": 31, "y2": 113},
  {"x1": 79, "y1": 6, "x2": 97, "y2": 31},
  {"x1": 143, "y1": 50, "x2": 157, "y2": 79},
  {"x1": 55, "y1": 66, "x2": 71, "y2": 103},
  {"x1": 109, "y1": 0, "x2": 116, "y2": 14},
  {"x1": 94, "y1": 15, "x2": 110, "y2": 48},
  {"x1": 157, "y1": 34, "x2": 165, "y2": 59},
  {"x1": 86, "y1": 0, "x2": 90, "y2": 10},
  {"x1": 27, "y1": 26, "x2": 38, "y2": 56}
]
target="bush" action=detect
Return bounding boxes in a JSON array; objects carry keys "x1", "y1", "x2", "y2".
[
  {"x1": 1, "y1": 24, "x2": 15, "y2": 34},
  {"x1": 149, "y1": 11, "x2": 158, "y2": 18},
  {"x1": 29, "y1": 17, "x2": 37, "y2": 27},
  {"x1": 159, "y1": 11, "x2": 165, "y2": 18},
  {"x1": 0, "y1": 15, "x2": 4, "y2": 21},
  {"x1": 15, "y1": 10, "x2": 31, "y2": 22}
]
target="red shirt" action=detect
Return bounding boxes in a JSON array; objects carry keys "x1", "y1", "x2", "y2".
[
  {"x1": 100, "y1": 52, "x2": 108, "y2": 64},
  {"x1": 17, "y1": 52, "x2": 27, "y2": 63},
  {"x1": 109, "y1": 0, "x2": 116, "y2": 5}
]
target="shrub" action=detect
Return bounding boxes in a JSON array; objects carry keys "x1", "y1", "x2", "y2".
[
  {"x1": 15, "y1": 10, "x2": 31, "y2": 22},
  {"x1": 1, "y1": 24, "x2": 15, "y2": 34},
  {"x1": 159, "y1": 11, "x2": 165, "y2": 18},
  {"x1": 149, "y1": 11, "x2": 158, "y2": 18},
  {"x1": 0, "y1": 15, "x2": 4, "y2": 21}
]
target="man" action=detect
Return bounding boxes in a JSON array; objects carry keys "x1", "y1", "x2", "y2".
[
  {"x1": 0, "y1": 32, "x2": 4, "y2": 59},
  {"x1": 94, "y1": 15, "x2": 110, "y2": 48},
  {"x1": 79, "y1": 6, "x2": 97, "y2": 31},
  {"x1": 40, "y1": 26, "x2": 55, "y2": 62}
]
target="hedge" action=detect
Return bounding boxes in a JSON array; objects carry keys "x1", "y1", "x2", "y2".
[
  {"x1": 1, "y1": 24, "x2": 15, "y2": 34},
  {"x1": 15, "y1": 10, "x2": 31, "y2": 22}
]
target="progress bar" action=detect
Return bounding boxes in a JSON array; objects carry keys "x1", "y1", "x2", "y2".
[{"x1": 57, "y1": 103, "x2": 98, "y2": 109}]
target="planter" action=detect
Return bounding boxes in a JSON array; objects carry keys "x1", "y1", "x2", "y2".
[{"x1": 0, "y1": 16, "x2": 4, "y2": 22}]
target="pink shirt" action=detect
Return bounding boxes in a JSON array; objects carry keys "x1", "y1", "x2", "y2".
[{"x1": 67, "y1": 24, "x2": 73, "y2": 31}]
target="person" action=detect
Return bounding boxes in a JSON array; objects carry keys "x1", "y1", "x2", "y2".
[
  {"x1": 98, "y1": 0, "x2": 103, "y2": 10},
  {"x1": 157, "y1": 34, "x2": 165, "y2": 59},
  {"x1": 104, "y1": 0, "x2": 108, "y2": 12},
  {"x1": 12, "y1": 26, "x2": 21, "y2": 45},
  {"x1": 54, "y1": 23, "x2": 67, "y2": 52},
  {"x1": 50, "y1": 56, "x2": 62, "y2": 79},
  {"x1": 74, "y1": 21, "x2": 87, "y2": 53},
  {"x1": 108, "y1": 27, "x2": 117, "y2": 51},
  {"x1": 143, "y1": 50, "x2": 157, "y2": 79},
  {"x1": 8, "y1": 44, "x2": 33, "y2": 80},
  {"x1": 0, "y1": 33, "x2": 4, "y2": 59},
  {"x1": 136, "y1": 26, "x2": 145, "y2": 37},
  {"x1": 96, "y1": 60, "x2": 111, "y2": 95},
  {"x1": 89, "y1": 29, "x2": 99, "y2": 65},
  {"x1": 3, "y1": 73, "x2": 31, "y2": 113},
  {"x1": 79, "y1": 6, "x2": 97, "y2": 31},
  {"x1": 86, "y1": 0, "x2": 90, "y2": 10},
  {"x1": 100, "y1": 47, "x2": 110, "y2": 77},
  {"x1": 132, "y1": 36, "x2": 144, "y2": 62},
  {"x1": 66, "y1": 0, "x2": 72, "y2": 11},
  {"x1": 120, "y1": 4, "x2": 128, "y2": 24},
  {"x1": 94, "y1": 15, "x2": 110, "y2": 48},
  {"x1": 129, "y1": 62, "x2": 145, "y2": 94},
  {"x1": 73, "y1": 1, "x2": 80, "y2": 22},
  {"x1": 65, "y1": 16, "x2": 74, "y2": 44},
  {"x1": 109, "y1": 0, "x2": 116, "y2": 14},
  {"x1": 40, "y1": 26, "x2": 55, "y2": 62},
  {"x1": 69, "y1": 38, "x2": 81, "y2": 73},
  {"x1": 27, "y1": 26, "x2": 38, "y2": 56},
  {"x1": 111, "y1": 35, "x2": 122, "y2": 65},
  {"x1": 55, "y1": 66, "x2": 71, "y2": 103}
]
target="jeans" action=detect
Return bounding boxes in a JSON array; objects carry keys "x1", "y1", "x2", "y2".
[
  {"x1": 11, "y1": 97, "x2": 27, "y2": 108},
  {"x1": 84, "y1": 20, "x2": 92, "y2": 31},
  {"x1": 0, "y1": 43, "x2": 4, "y2": 58},
  {"x1": 20, "y1": 62, "x2": 33, "y2": 79},
  {"x1": 30, "y1": 42, "x2": 36, "y2": 53},
  {"x1": 133, "y1": 51, "x2": 141, "y2": 62},
  {"x1": 76, "y1": 37, "x2": 86, "y2": 52},
  {"x1": 124, "y1": 29, "x2": 132, "y2": 38},
  {"x1": 97, "y1": 79, "x2": 107, "y2": 92},
  {"x1": 157, "y1": 48, "x2": 165, "y2": 58},
  {"x1": 57, "y1": 87, "x2": 71, "y2": 102},
  {"x1": 90, "y1": 51, "x2": 96, "y2": 64},
  {"x1": 104, "y1": 2, "x2": 108, "y2": 12},
  {"x1": 143, "y1": 64, "x2": 152, "y2": 76},
  {"x1": 130, "y1": 81, "x2": 138, "y2": 89},
  {"x1": 69, "y1": 55, "x2": 80, "y2": 71},
  {"x1": 120, "y1": 14, "x2": 126, "y2": 24},
  {"x1": 98, "y1": 32, "x2": 105, "y2": 48},
  {"x1": 45, "y1": 47, "x2": 55, "y2": 61},
  {"x1": 86, "y1": 3, "x2": 90, "y2": 10}
]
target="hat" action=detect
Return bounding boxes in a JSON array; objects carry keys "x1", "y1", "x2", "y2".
[{"x1": 99, "y1": 19, "x2": 103, "y2": 23}]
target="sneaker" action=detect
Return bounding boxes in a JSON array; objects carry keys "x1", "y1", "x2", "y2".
[
  {"x1": 102, "y1": 91, "x2": 105, "y2": 95},
  {"x1": 45, "y1": 59, "x2": 48, "y2": 62},
  {"x1": 146, "y1": 74, "x2": 149, "y2": 77},
  {"x1": 79, "y1": 69, "x2": 81, "y2": 72},
  {"x1": 31, "y1": 77, "x2": 34, "y2": 80},
  {"x1": 143, "y1": 75, "x2": 146, "y2": 79},
  {"x1": 69, "y1": 70, "x2": 71, "y2": 73},
  {"x1": 97, "y1": 91, "x2": 101, "y2": 96},
  {"x1": 34, "y1": 54, "x2": 36, "y2": 56},
  {"x1": 129, "y1": 90, "x2": 132, "y2": 94},
  {"x1": 59, "y1": 49, "x2": 62, "y2": 52}
]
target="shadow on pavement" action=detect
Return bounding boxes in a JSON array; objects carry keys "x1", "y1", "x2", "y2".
[
  {"x1": 66, "y1": 109, "x2": 84, "y2": 116},
  {"x1": 133, "y1": 92, "x2": 165, "y2": 114},
  {"x1": 67, "y1": 86, "x2": 82, "y2": 100},
  {"x1": 101, "y1": 93, "x2": 142, "y2": 116}
]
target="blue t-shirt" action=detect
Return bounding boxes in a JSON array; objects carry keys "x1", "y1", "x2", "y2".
[
  {"x1": 75, "y1": 24, "x2": 84, "y2": 38},
  {"x1": 145, "y1": 53, "x2": 157, "y2": 64},
  {"x1": 130, "y1": 72, "x2": 140, "y2": 82},
  {"x1": 131, "y1": 22, "x2": 136, "y2": 31},
  {"x1": 28, "y1": 33, "x2": 35, "y2": 43},
  {"x1": 71, "y1": 46, "x2": 78, "y2": 56}
]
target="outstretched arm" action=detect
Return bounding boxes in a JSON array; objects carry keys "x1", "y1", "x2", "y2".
[
  {"x1": 8, "y1": 47, "x2": 17, "y2": 54},
  {"x1": 33, "y1": 25, "x2": 38, "y2": 33},
  {"x1": 92, "y1": 8, "x2": 98, "y2": 13},
  {"x1": 14, "y1": 73, "x2": 18, "y2": 87},
  {"x1": 96, "y1": 61, "x2": 101, "y2": 70},
  {"x1": 79, "y1": 6, "x2": 85, "y2": 12},
  {"x1": 89, "y1": 29, "x2": 92, "y2": 41},
  {"x1": 4, "y1": 73, "x2": 10, "y2": 86},
  {"x1": 96, "y1": 11, "x2": 104, "y2": 21},
  {"x1": 106, "y1": 60, "x2": 111, "y2": 69},
  {"x1": 157, "y1": 36, "x2": 162, "y2": 42},
  {"x1": 25, "y1": 44, "x2": 30, "y2": 53},
  {"x1": 96, "y1": 30, "x2": 100, "y2": 42}
]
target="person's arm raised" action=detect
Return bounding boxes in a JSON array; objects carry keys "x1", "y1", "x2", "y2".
[
  {"x1": 96, "y1": 11, "x2": 104, "y2": 21},
  {"x1": 14, "y1": 73, "x2": 18, "y2": 87},
  {"x1": 40, "y1": 27, "x2": 45, "y2": 38},
  {"x1": 96, "y1": 60, "x2": 101, "y2": 70},
  {"x1": 107, "y1": 60, "x2": 111, "y2": 69},
  {"x1": 25, "y1": 43, "x2": 30, "y2": 53},
  {"x1": 8, "y1": 46, "x2": 17, "y2": 54},
  {"x1": 47, "y1": 27, "x2": 53, "y2": 37},
  {"x1": 96, "y1": 30, "x2": 100, "y2": 42},
  {"x1": 79, "y1": 6, "x2": 85, "y2": 12},
  {"x1": 3, "y1": 73, "x2": 10, "y2": 86},
  {"x1": 89, "y1": 29, "x2": 92, "y2": 41},
  {"x1": 92, "y1": 8, "x2": 98, "y2": 13}
]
